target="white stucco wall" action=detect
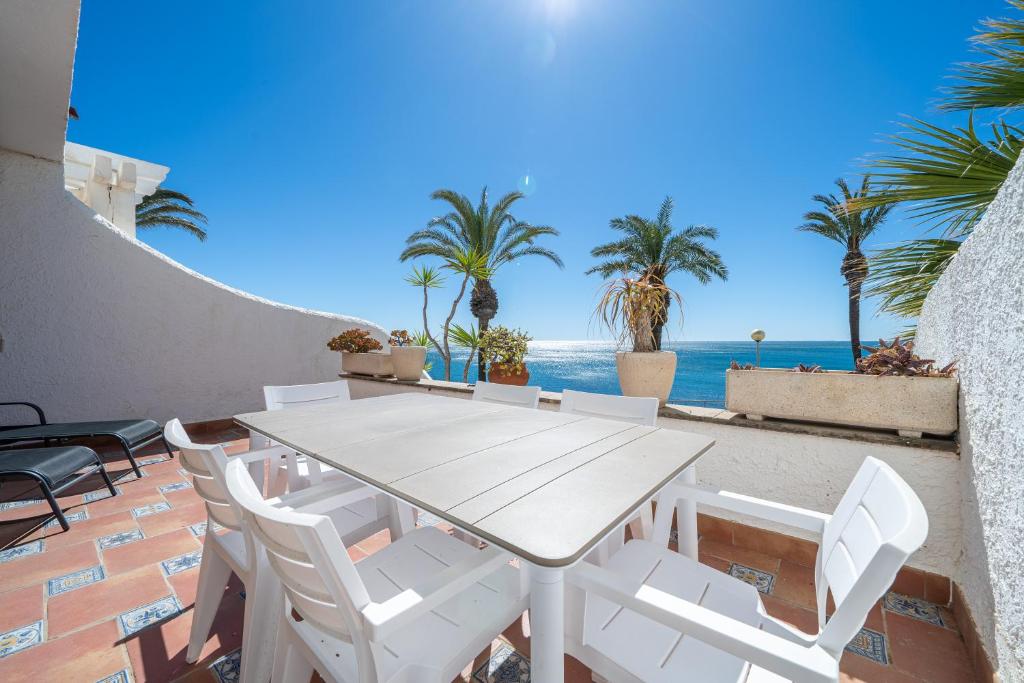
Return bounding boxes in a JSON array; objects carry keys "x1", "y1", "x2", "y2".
[
  {"x1": 0, "y1": 147, "x2": 386, "y2": 424},
  {"x1": 346, "y1": 378, "x2": 962, "y2": 577},
  {"x1": 916, "y1": 155, "x2": 1024, "y2": 680}
]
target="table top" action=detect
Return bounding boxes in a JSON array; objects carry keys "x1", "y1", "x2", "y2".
[{"x1": 235, "y1": 393, "x2": 714, "y2": 567}]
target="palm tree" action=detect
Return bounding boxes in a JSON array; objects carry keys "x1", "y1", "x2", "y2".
[
  {"x1": 135, "y1": 188, "x2": 208, "y2": 241},
  {"x1": 400, "y1": 187, "x2": 562, "y2": 380},
  {"x1": 798, "y1": 177, "x2": 893, "y2": 367},
  {"x1": 447, "y1": 323, "x2": 480, "y2": 383},
  {"x1": 587, "y1": 196, "x2": 727, "y2": 350}
]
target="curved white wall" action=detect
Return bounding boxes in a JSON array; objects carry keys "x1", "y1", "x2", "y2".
[
  {"x1": 916, "y1": 154, "x2": 1024, "y2": 680},
  {"x1": 0, "y1": 148, "x2": 386, "y2": 424}
]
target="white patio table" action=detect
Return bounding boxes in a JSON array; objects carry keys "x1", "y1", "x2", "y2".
[{"x1": 235, "y1": 392, "x2": 714, "y2": 682}]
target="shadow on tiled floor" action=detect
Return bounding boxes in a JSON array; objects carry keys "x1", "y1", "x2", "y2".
[{"x1": 0, "y1": 432, "x2": 979, "y2": 682}]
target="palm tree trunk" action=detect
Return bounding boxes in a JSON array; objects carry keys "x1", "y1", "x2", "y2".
[
  {"x1": 477, "y1": 318, "x2": 489, "y2": 382},
  {"x1": 651, "y1": 292, "x2": 670, "y2": 351},
  {"x1": 848, "y1": 280, "x2": 863, "y2": 370}
]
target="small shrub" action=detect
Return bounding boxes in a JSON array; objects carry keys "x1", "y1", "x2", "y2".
[
  {"x1": 857, "y1": 337, "x2": 957, "y2": 377},
  {"x1": 389, "y1": 329, "x2": 412, "y2": 347},
  {"x1": 793, "y1": 363, "x2": 824, "y2": 373},
  {"x1": 479, "y1": 326, "x2": 531, "y2": 374},
  {"x1": 327, "y1": 329, "x2": 383, "y2": 354},
  {"x1": 729, "y1": 360, "x2": 755, "y2": 370}
]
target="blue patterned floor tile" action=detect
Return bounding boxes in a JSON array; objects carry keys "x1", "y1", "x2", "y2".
[
  {"x1": 44, "y1": 509, "x2": 89, "y2": 529},
  {"x1": 177, "y1": 468, "x2": 190, "y2": 478},
  {"x1": 0, "y1": 499, "x2": 42, "y2": 511},
  {"x1": 158, "y1": 482, "x2": 192, "y2": 494},
  {"x1": 131, "y1": 502, "x2": 171, "y2": 518},
  {"x1": 47, "y1": 565, "x2": 106, "y2": 596},
  {"x1": 118, "y1": 596, "x2": 182, "y2": 636},
  {"x1": 845, "y1": 627, "x2": 889, "y2": 664},
  {"x1": 0, "y1": 540, "x2": 44, "y2": 564},
  {"x1": 98, "y1": 529, "x2": 145, "y2": 550},
  {"x1": 472, "y1": 643, "x2": 530, "y2": 682},
  {"x1": 83, "y1": 487, "x2": 121, "y2": 503},
  {"x1": 884, "y1": 592, "x2": 946, "y2": 628},
  {"x1": 728, "y1": 562, "x2": 775, "y2": 594},
  {"x1": 0, "y1": 620, "x2": 44, "y2": 658},
  {"x1": 95, "y1": 669, "x2": 132, "y2": 683},
  {"x1": 188, "y1": 520, "x2": 223, "y2": 537},
  {"x1": 209, "y1": 648, "x2": 241, "y2": 683},
  {"x1": 137, "y1": 457, "x2": 168, "y2": 467},
  {"x1": 161, "y1": 550, "x2": 202, "y2": 576}
]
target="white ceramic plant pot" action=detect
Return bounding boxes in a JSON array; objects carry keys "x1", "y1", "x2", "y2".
[
  {"x1": 616, "y1": 351, "x2": 677, "y2": 406},
  {"x1": 725, "y1": 368, "x2": 959, "y2": 437},
  {"x1": 390, "y1": 346, "x2": 427, "y2": 381},
  {"x1": 341, "y1": 351, "x2": 394, "y2": 378}
]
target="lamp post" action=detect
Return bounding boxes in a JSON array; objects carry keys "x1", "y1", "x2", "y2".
[{"x1": 750, "y1": 329, "x2": 766, "y2": 367}]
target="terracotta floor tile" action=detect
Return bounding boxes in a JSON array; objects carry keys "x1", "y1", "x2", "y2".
[
  {"x1": 0, "y1": 584, "x2": 44, "y2": 632},
  {"x1": 103, "y1": 528, "x2": 200, "y2": 576},
  {"x1": 31, "y1": 511, "x2": 138, "y2": 552},
  {"x1": 137, "y1": 501, "x2": 207, "y2": 538},
  {"x1": 0, "y1": 538, "x2": 99, "y2": 592},
  {"x1": 697, "y1": 512, "x2": 734, "y2": 544},
  {"x1": 353, "y1": 529, "x2": 392, "y2": 555},
  {"x1": 698, "y1": 551, "x2": 731, "y2": 573},
  {"x1": 348, "y1": 545, "x2": 369, "y2": 562},
  {"x1": 86, "y1": 488, "x2": 167, "y2": 518},
  {"x1": 46, "y1": 564, "x2": 172, "y2": 637},
  {"x1": 0, "y1": 618, "x2": 129, "y2": 682},
  {"x1": 839, "y1": 650, "x2": 927, "y2": 683},
  {"x1": 889, "y1": 567, "x2": 926, "y2": 601},
  {"x1": 762, "y1": 594, "x2": 819, "y2": 634},
  {"x1": 698, "y1": 538, "x2": 781, "y2": 573},
  {"x1": 732, "y1": 523, "x2": 819, "y2": 567},
  {"x1": 162, "y1": 488, "x2": 202, "y2": 508},
  {"x1": 126, "y1": 592, "x2": 244, "y2": 683},
  {"x1": 773, "y1": 559, "x2": 817, "y2": 608},
  {"x1": 886, "y1": 612, "x2": 975, "y2": 682},
  {"x1": 167, "y1": 566, "x2": 202, "y2": 609}
]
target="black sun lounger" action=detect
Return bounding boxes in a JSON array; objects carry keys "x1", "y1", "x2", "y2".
[
  {"x1": 0, "y1": 402, "x2": 172, "y2": 478},
  {"x1": 0, "y1": 446, "x2": 118, "y2": 530}
]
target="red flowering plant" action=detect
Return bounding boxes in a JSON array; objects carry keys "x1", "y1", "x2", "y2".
[{"x1": 327, "y1": 329, "x2": 383, "y2": 353}]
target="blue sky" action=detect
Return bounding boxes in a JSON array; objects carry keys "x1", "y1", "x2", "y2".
[{"x1": 69, "y1": 1, "x2": 1007, "y2": 341}]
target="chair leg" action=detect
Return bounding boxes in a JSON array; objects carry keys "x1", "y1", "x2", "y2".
[
  {"x1": 186, "y1": 535, "x2": 233, "y2": 663},
  {"x1": 272, "y1": 616, "x2": 314, "y2": 683},
  {"x1": 39, "y1": 481, "x2": 69, "y2": 531},
  {"x1": 96, "y1": 462, "x2": 118, "y2": 497},
  {"x1": 161, "y1": 436, "x2": 175, "y2": 459},
  {"x1": 118, "y1": 439, "x2": 143, "y2": 478},
  {"x1": 239, "y1": 562, "x2": 282, "y2": 683}
]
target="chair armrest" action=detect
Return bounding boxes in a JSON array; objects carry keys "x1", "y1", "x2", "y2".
[
  {"x1": 0, "y1": 401, "x2": 46, "y2": 426},
  {"x1": 232, "y1": 444, "x2": 293, "y2": 465},
  {"x1": 362, "y1": 546, "x2": 512, "y2": 641},
  {"x1": 271, "y1": 477, "x2": 378, "y2": 514},
  {"x1": 675, "y1": 482, "x2": 830, "y2": 534},
  {"x1": 568, "y1": 562, "x2": 838, "y2": 683}
]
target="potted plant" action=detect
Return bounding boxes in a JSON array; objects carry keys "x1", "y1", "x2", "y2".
[
  {"x1": 479, "y1": 326, "x2": 531, "y2": 386},
  {"x1": 595, "y1": 274, "x2": 680, "y2": 405},
  {"x1": 725, "y1": 338, "x2": 958, "y2": 437},
  {"x1": 327, "y1": 328, "x2": 393, "y2": 377},
  {"x1": 388, "y1": 329, "x2": 428, "y2": 382}
]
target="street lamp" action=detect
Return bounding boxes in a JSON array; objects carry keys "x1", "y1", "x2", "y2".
[{"x1": 750, "y1": 328, "x2": 766, "y2": 367}]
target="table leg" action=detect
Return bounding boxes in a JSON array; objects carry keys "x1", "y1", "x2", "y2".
[
  {"x1": 677, "y1": 464, "x2": 698, "y2": 560},
  {"x1": 529, "y1": 564, "x2": 564, "y2": 683}
]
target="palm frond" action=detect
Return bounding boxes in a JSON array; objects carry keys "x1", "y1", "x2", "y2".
[
  {"x1": 865, "y1": 239, "x2": 963, "y2": 322},
  {"x1": 135, "y1": 187, "x2": 208, "y2": 241},
  {"x1": 942, "y1": 0, "x2": 1024, "y2": 111}
]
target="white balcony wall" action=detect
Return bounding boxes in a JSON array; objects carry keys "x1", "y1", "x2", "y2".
[
  {"x1": 916, "y1": 153, "x2": 1024, "y2": 680},
  {"x1": 0, "y1": 147, "x2": 385, "y2": 424}
]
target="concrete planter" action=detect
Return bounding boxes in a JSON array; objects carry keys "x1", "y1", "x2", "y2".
[
  {"x1": 616, "y1": 351, "x2": 677, "y2": 406},
  {"x1": 341, "y1": 351, "x2": 394, "y2": 378},
  {"x1": 725, "y1": 368, "x2": 958, "y2": 437},
  {"x1": 390, "y1": 346, "x2": 426, "y2": 381}
]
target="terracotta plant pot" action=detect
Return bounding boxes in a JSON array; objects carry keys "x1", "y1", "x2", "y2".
[
  {"x1": 488, "y1": 363, "x2": 530, "y2": 386},
  {"x1": 390, "y1": 346, "x2": 427, "y2": 381},
  {"x1": 616, "y1": 351, "x2": 677, "y2": 405},
  {"x1": 340, "y1": 351, "x2": 394, "y2": 377}
]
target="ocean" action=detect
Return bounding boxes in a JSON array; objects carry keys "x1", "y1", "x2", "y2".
[{"x1": 426, "y1": 340, "x2": 856, "y2": 408}]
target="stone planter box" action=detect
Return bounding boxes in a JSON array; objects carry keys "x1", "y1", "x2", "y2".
[
  {"x1": 725, "y1": 368, "x2": 958, "y2": 437},
  {"x1": 341, "y1": 351, "x2": 394, "y2": 378}
]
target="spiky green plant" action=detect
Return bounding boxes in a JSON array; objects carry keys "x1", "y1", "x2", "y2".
[
  {"x1": 447, "y1": 323, "x2": 480, "y2": 383},
  {"x1": 798, "y1": 176, "x2": 892, "y2": 367},
  {"x1": 587, "y1": 196, "x2": 727, "y2": 349},
  {"x1": 135, "y1": 188, "x2": 208, "y2": 241}
]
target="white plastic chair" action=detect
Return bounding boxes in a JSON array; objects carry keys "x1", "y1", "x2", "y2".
[
  {"x1": 563, "y1": 456, "x2": 928, "y2": 682},
  {"x1": 165, "y1": 419, "x2": 404, "y2": 683},
  {"x1": 222, "y1": 456, "x2": 529, "y2": 683},
  {"x1": 471, "y1": 381, "x2": 541, "y2": 409},
  {"x1": 262, "y1": 381, "x2": 352, "y2": 491},
  {"x1": 560, "y1": 389, "x2": 659, "y2": 543}
]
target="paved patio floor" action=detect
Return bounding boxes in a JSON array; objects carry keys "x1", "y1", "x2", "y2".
[{"x1": 0, "y1": 429, "x2": 977, "y2": 682}]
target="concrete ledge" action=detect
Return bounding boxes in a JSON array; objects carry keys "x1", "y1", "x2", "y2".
[{"x1": 341, "y1": 374, "x2": 959, "y2": 454}]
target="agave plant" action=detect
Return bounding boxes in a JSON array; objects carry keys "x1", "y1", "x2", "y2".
[
  {"x1": 856, "y1": 338, "x2": 957, "y2": 377},
  {"x1": 792, "y1": 363, "x2": 824, "y2": 373},
  {"x1": 729, "y1": 360, "x2": 755, "y2": 370}
]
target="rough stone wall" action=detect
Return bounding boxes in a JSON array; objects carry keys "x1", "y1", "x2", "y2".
[
  {"x1": 0, "y1": 147, "x2": 386, "y2": 424},
  {"x1": 916, "y1": 154, "x2": 1024, "y2": 680}
]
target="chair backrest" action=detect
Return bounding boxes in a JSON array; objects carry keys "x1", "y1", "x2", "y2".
[
  {"x1": 263, "y1": 380, "x2": 351, "y2": 411},
  {"x1": 560, "y1": 389, "x2": 659, "y2": 426},
  {"x1": 223, "y1": 458, "x2": 377, "y2": 674},
  {"x1": 471, "y1": 381, "x2": 541, "y2": 409},
  {"x1": 163, "y1": 419, "x2": 244, "y2": 534},
  {"x1": 814, "y1": 457, "x2": 928, "y2": 657}
]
